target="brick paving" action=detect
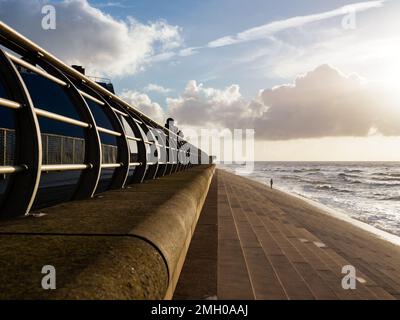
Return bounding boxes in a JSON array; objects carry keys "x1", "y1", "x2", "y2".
[{"x1": 176, "y1": 169, "x2": 400, "y2": 300}]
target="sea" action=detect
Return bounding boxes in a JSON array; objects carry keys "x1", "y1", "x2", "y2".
[{"x1": 219, "y1": 162, "x2": 400, "y2": 236}]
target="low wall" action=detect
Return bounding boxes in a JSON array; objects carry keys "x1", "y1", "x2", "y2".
[{"x1": 0, "y1": 164, "x2": 215, "y2": 299}]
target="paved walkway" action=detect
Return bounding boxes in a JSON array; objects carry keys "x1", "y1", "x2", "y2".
[{"x1": 176, "y1": 169, "x2": 400, "y2": 300}]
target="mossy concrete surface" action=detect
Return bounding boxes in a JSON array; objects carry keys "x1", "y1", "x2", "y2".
[{"x1": 0, "y1": 164, "x2": 215, "y2": 299}]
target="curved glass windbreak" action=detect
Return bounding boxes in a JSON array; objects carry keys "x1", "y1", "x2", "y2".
[
  {"x1": 21, "y1": 70, "x2": 81, "y2": 119},
  {"x1": 85, "y1": 98, "x2": 113, "y2": 130},
  {"x1": 119, "y1": 116, "x2": 139, "y2": 162},
  {"x1": 81, "y1": 96, "x2": 118, "y2": 163},
  {"x1": 96, "y1": 168, "x2": 115, "y2": 194},
  {"x1": 80, "y1": 95, "x2": 119, "y2": 193},
  {"x1": 32, "y1": 171, "x2": 82, "y2": 209},
  {"x1": 19, "y1": 69, "x2": 86, "y2": 209},
  {"x1": 0, "y1": 19, "x2": 207, "y2": 218},
  {"x1": 137, "y1": 123, "x2": 151, "y2": 155}
]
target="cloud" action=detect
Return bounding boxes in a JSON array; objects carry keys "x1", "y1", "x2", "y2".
[
  {"x1": 144, "y1": 83, "x2": 172, "y2": 94},
  {"x1": 0, "y1": 0, "x2": 182, "y2": 77},
  {"x1": 167, "y1": 64, "x2": 400, "y2": 140},
  {"x1": 207, "y1": 1, "x2": 386, "y2": 48},
  {"x1": 120, "y1": 90, "x2": 166, "y2": 124},
  {"x1": 94, "y1": 1, "x2": 130, "y2": 8},
  {"x1": 167, "y1": 80, "x2": 265, "y2": 128},
  {"x1": 178, "y1": 47, "x2": 199, "y2": 57}
]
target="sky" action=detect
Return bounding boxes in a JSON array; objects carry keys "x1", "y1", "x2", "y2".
[{"x1": 1, "y1": 0, "x2": 400, "y2": 161}]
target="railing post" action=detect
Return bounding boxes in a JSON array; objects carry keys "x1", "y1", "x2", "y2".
[
  {"x1": 139, "y1": 120, "x2": 160, "y2": 180},
  {"x1": 0, "y1": 49, "x2": 42, "y2": 218},
  {"x1": 83, "y1": 90, "x2": 130, "y2": 190},
  {"x1": 120, "y1": 107, "x2": 148, "y2": 184}
]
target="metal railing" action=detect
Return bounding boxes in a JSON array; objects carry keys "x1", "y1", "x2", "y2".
[{"x1": 0, "y1": 21, "x2": 209, "y2": 218}]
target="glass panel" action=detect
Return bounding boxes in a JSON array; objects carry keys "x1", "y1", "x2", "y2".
[
  {"x1": 20, "y1": 71, "x2": 81, "y2": 119},
  {"x1": 32, "y1": 171, "x2": 82, "y2": 210},
  {"x1": 126, "y1": 167, "x2": 136, "y2": 183},
  {"x1": 84, "y1": 99, "x2": 114, "y2": 130},
  {"x1": 96, "y1": 168, "x2": 115, "y2": 194},
  {"x1": 119, "y1": 116, "x2": 138, "y2": 161},
  {"x1": 0, "y1": 78, "x2": 8, "y2": 97},
  {"x1": 19, "y1": 70, "x2": 86, "y2": 209}
]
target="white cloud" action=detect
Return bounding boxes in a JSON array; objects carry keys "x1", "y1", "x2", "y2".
[
  {"x1": 167, "y1": 65, "x2": 400, "y2": 140},
  {"x1": 0, "y1": 0, "x2": 183, "y2": 77},
  {"x1": 207, "y1": 1, "x2": 386, "y2": 48},
  {"x1": 167, "y1": 80, "x2": 265, "y2": 128},
  {"x1": 94, "y1": 2, "x2": 129, "y2": 8},
  {"x1": 120, "y1": 90, "x2": 166, "y2": 124},
  {"x1": 144, "y1": 83, "x2": 172, "y2": 94},
  {"x1": 179, "y1": 47, "x2": 199, "y2": 57}
]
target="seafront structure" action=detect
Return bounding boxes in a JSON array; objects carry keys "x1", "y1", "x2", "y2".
[{"x1": 0, "y1": 21, "x2": 208, "y2": 219}]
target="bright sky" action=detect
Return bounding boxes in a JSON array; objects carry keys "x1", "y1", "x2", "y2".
[
  {"x1": 86, "y1": 0, "x2": 400, "y2": 98},
  {"x1": 1, "y1": 0, "x2": 400, "y2": 160}
]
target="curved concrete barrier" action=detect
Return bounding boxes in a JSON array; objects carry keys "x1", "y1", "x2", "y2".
[{"x1": 0, "y1": 165, "x2": 215, "y2": 299}]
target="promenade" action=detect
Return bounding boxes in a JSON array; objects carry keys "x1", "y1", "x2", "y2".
[{"x1": 175, "y1": 169, "x2": 400, "y2": 300}]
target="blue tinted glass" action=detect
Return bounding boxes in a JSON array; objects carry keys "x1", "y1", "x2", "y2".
[
  {"x1": 32, "y1": 171, "x2": 81, "y2": 209},
  {"x1": 21, "y1": 72, "x2": 80, "y2": 119},
  {"x1": 0, "y1": 79, "x2": 14, "y2": 129},
  {"x1": 99, "y1": 132, "x2": 116, "y2": 146},
  {"x1": 85, "y1": 99, "x2": 114, "y2": 130},
  {"x1": 38, "y1": 116, "x2": 84, "y2": 138},
  {"x1": 0, "y1": 78, "x2": 9, "y2": 98},
  {"x1": 95, "y1": 168, "x2": 115, "y2": 194},
  {"x1": 0, "y1": 108, "x2": 14, "y2": 129}
]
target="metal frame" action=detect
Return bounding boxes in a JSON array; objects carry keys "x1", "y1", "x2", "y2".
[
  {"x1": 35, "y1": 59, "x2": 103, "y2": 200},
  {"x1": 0, "y1": 49, "x2": 42, "y2": 218},
  {"x1": 77, "y1": 84, "x2": 130, "y2": 190},
  {"x1": 0, "y1": 21, "x2": 208, "y2": 219},
  {"x1": 121, "y1": 106, "x2": 148, "y2": 183},
  {"x1": 138, "y1": 117, "x2": 160, "y2": 180}
]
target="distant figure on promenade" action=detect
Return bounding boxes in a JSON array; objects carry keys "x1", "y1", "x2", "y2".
[{"x1": 270, "y1": 178, "x2": 273, "y2": 189}]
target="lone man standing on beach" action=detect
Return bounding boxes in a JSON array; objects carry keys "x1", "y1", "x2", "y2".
[{"x1": 270, "y1": 178, "x2": 273, "y2": 189}]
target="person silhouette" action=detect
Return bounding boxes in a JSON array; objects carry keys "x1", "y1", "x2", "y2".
[{"x1": 270, "y1": 178, "x2": 273, "y2": 189}]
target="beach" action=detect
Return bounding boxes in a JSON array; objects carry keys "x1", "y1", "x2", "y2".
[{"x1": 175, "y1": 168, "x2": 400, "y2": 300}]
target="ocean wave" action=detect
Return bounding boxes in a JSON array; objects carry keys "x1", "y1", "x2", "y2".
[
  {"x1": 344, "y1": 169, "x2": 363, "y2": 173},
  {"x1": 339, "y1": 174, "x2": 364, "y2": 184},
  {"x1": 379, "y1": 196, "x2": 400, "y2": 201},
  {"x1": 280, "y1": 175, "x2": 301, "y2": 180},
  {"x1": 299, "y1": 178, "x2": 330, "y2": 185},
  {"x1": 338, "y1": 173, "x2": 361, "y2": 179},
  {"x1": 293, "y1": 168, "x2": 321, "y2": 173},
  {"x1": 315, "y1": 184, "x2": 352, "y2": 193},
  {"x1": 370, "y1": 176, "x2": 400, "y2": 182},
  {"x1": 305, "y1": 171, "x2": 322, "y2": 176},
  {"x1": 373, "y1": 172, "x2": 400, "y2": 177}
]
